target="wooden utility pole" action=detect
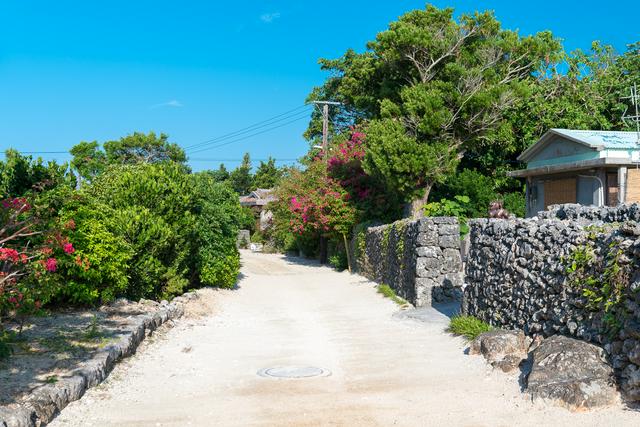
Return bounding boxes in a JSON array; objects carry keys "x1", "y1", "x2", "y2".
[
  {"x1": 312, "y1": 100, "x2": 341, "y2": 163},
  {"x1": 312, "y1": 100, "x2": 341, "y2": 264},
  {"x1": 322, "y1": 103, "x2": 329, "y2": 162}
]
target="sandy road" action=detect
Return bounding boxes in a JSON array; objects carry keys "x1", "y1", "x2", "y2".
[{"x1": 51, "y1": 251, "x2": 638, "y2": 426}]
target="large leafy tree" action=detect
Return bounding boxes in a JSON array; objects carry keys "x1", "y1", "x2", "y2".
[
  {"x1": 70, "y1": 132, "x2": 186, "y2": 182},
  {"x1": 209, "y1": 164, "x2": 230, "y2": 182},
  {"x1": 308, "y1": 5, "x2": 561, "y2": 217},
  {"x1": 506, "y1": 42, "x2": 631, "y2": 157},
  {"x1": 0, "y1": 149, "x2": 74, "y2": 197},
  {"x1": 253, "y1": 157, "x2": 283, "y2": 189},
  {"x1": 69, "y1": 141, "x2": 107, "y2": 182},
  {"x1": 229, "y1": 153, "x2": 254, "y2": 195}
]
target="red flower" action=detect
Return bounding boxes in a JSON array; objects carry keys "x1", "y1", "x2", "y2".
[
  {"x1": 0, "y1": 248, "x2": 20, "y2": 263},
  {"x1": 45, "y1": 258, "x2": 57, "y2": 272},
  {"x1": 63, "y1": 243, "x2": 75, "y2": 254}
]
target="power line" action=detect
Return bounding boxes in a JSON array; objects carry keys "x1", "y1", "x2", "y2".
[
  {"x1": 188, "y1": 114, "x2": 311, "y2": 154},
  {"x1": 189, "y1": 158, "x2": 299, "y2": 162},
  {"x1": 5, "y1": 151, "x2": 69, "y2": 154},
  {"x1": 6, "y1": 104, "x2": 312, "y2": 157},
  {"x1": 184, "y1": 105, "x2": 311, "y2": 151}
]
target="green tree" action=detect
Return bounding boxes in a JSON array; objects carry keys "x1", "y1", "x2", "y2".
[
  {"x1": 70, "y1": 132, "x2": 187, "y2": 182},
  {"x1": 253, "y1": 157, "x2": 282, "y2": 189},
  {"x1": 209, "y1": 163, "x2": 230, "y2": 182},
  {"x1": 308, "y1": 5, "x2": 561, "y2": 217},
  {"x1": 230, "y1": 153, "x2": 254, "y2": 195},
  {"x1": 104, "y1": 131, "x2": 186, "y2": 165},
  {"x1": 0, "y1": 149, "x2": 74, "y2": 197},
  {"x1": 70, "y1": 141, "x2": 106, "y2": 183},
  {"x1": 506, "y1": 42, "x2": 629, "y2": 157}
]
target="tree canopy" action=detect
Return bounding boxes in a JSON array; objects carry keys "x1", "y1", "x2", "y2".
[
  {"x1": 70, "y1": 132, "x2": 186, "y2": 182},
  {"x1": 306, "y1": 4, "x2": 639, "y2": 218}
]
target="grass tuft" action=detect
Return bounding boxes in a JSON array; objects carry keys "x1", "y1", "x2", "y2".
[
  {"x1": 447, "y1": 315, "x2": 493, "y2": 340},
  {"x1": 377, "y1": 284, "x2": 407, "y2": 306}
]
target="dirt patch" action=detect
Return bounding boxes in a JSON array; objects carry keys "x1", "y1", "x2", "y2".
[
  {"x1": 182, "y1": 288, "x2": 224, "y2": 319},
  {"x1": 0, "y1": 288, "x2": 218, "y2": 410}
]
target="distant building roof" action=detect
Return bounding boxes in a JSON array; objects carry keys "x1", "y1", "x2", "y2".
[
  {"x1": 519, "y1": 129, "x2": 640, "y2": 162},
  {"x1": 509, "y1": 129, "x2": 640, "y2": 178},
  {"x1": 549, "y1": 129, "x2": 640, "y2": 150},
  {"x1": 239, "y1": 188, "x2": 277, "y2": 207}
]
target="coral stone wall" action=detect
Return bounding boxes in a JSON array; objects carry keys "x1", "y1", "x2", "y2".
[
  {"x1": 463, "y1": 207, "x2": 640, "y2": 400},
  {"x1": 539, "y1": 203, "x2": 640, "y2": 222},
  {"x1": 354, "y1": 217, "x2": 463, "y2": 307}
]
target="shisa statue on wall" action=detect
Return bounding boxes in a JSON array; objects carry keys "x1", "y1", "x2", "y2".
[{"x1": 488, "y1": 200, "x2": 511, "y2": 219}]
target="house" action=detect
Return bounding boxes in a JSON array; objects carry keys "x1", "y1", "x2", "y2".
[
  {"x1": 239, "y1": 188, "x2": 277, "y2": 231},
  {"x1": 508, "y1": 129, "x2": 640, "y2": 217}
]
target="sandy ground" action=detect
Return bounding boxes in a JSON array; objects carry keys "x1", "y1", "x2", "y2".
[
  {"x1": 1, "y1": 298, "x2": 167, "y2": 405},
  {"x1": 50, "y1": 251, "x2": 639, "y2": 426}
]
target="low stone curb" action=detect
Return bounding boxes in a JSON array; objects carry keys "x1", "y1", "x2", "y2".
[{"x1": 0, "y1": 292, "x2": 198, "y2": 427}]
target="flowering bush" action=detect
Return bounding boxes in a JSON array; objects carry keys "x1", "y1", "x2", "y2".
[
  {"x1": 0, "y1": 196, "x2": 79, "y2": 326},
  {"x1": 327, "y1": 130, "x2": 400, "y2": 222}
]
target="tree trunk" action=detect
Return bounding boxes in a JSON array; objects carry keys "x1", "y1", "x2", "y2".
[
  {"x1": 404, "y1": 185, "x2": 432, "y2": 219},
  {"x1": 319, "y1": 236, "x2": 328, "y2": 264},
  {"x1": 343, "y1": 233, "x2": 352, "y2": 273}
]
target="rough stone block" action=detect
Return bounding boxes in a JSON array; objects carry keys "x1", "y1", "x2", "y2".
[
  {"x1": 438, "y1": 234, "x2": 460, "y2": 249},
  {"x1": 416, "y1": 257, "x2": 441, "y2": 278},
  {"x1": 438, "y1": 224, "x2": 459, "y2": 236},
  {"x1": 416, "y1": 246, "x2": 442, "y2": 258},
  {"x1": 442, "y1": 248, "x2": 462, "y2": 272},
  {"x1": 417, "y1": 232, "x2": 438, "y2": 246},
  {"x1": 527, "y1": 335, "x2": 618, "y2": 410},
  {"x1": 432, "y1": 216, "x2": 457, "y2": 224},
  {"x1": 415, "y1": 278, "x2": 436, "y2": 307}
]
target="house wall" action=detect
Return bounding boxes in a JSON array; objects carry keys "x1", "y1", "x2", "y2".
[
  {"x1": 528, "y1": 136, "x2": 595, "y2": 167},
  {"x1": 626, "y1": 168, "x2": 640, "y2": 203},
  {"x1": 525, "y1": 170, "x2": 622, "y2": 217}
]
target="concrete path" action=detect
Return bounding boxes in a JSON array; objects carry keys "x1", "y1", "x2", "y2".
[{"x1": 51, "y1": 251, "x2": 639, "y2": 426}]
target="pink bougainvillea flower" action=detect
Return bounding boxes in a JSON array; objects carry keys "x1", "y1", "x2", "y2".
[
  {"x1": 63, "y1": 243, "x2": 75, "y2": 254},
  {"x1": 45, "y1": 257, "x2": 57, "y2": 272},
  {"x1": 0, "y1": 248, "x2": 21, "y2": 263}
]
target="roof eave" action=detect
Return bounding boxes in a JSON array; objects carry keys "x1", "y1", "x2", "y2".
[
  {"x1": 508, "y1": 157, "x2": 632, "y2": 178},
  {"x1": 517, "y1": 129, "x2": 603, "y2": 162}
]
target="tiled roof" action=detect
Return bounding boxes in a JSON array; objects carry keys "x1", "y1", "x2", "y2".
[{"x1": 552, "y1": 129, "x2": 640, "y2": 149}]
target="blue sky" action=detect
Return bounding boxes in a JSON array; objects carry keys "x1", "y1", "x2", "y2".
[{"x1": 0, "y1": 1, "x2": 637, "y2": 171}]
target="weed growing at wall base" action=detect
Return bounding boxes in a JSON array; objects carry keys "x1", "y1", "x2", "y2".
[
  {"x1": 377, "y1": 284, "x2": 407, "y2": 306},
  {"x1": 448, "y1": 315, "x2": 493, "y2": 340}
]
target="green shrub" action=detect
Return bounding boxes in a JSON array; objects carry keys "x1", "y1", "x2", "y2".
[
  {"x1": 329, "y1": 251, "x2": 348, "y2": 271},
  {"x1": 238, "y1": 206, "x2": 256, "y2": 232},
  {"x1": 251, "y1": 230, "x2": 264, "y2": 243},
  {"x1": 447, "y1": 315, "x2": 493, "y2": 340},
  {"x1": 502, "y1": 191, "x2": 525, "y2": 218},
  {"x1": 81, "y1": 163, "x2": 242, "y2": 300},
  {"x1": 423, "y1": 195, "x2": 470, "y2": 235}
]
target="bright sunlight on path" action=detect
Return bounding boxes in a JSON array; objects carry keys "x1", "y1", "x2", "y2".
[{"x1": 51, "y1": 251, "x2": 638, "y2": 426}]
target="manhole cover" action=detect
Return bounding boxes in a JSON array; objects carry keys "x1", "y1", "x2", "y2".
[{"x1": 257, "y1": 366, "x2": 331, "y2": 379}]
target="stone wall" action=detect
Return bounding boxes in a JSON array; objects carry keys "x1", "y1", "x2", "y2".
[
  {"x1": 354, "y1": 217, "x2": 463, "y2": 307},
  {"x1": 236, "y1": 229, "x2": 250, "y2": 248},
  {"x1": 463, "y1": 208, "x2": 640, "y2": 400},
  {"x1": 539, "y1": 202, "x2": 640, "y2": 223}
]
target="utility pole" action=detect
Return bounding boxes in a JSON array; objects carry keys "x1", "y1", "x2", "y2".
[
  {"x1": 312, "y1": 101, "x2": 341, "y2": 162},
  {"x1": 622, "y1": 82, "x2": 640, "y2": 144},
  {"x1": 311, "y1": 101, "x2": 341, "y2": 265}
]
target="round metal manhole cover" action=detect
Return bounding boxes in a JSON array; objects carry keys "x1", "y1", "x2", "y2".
[{"x1": 257, "y1": 366, "x2": 331, "y2": 379}]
